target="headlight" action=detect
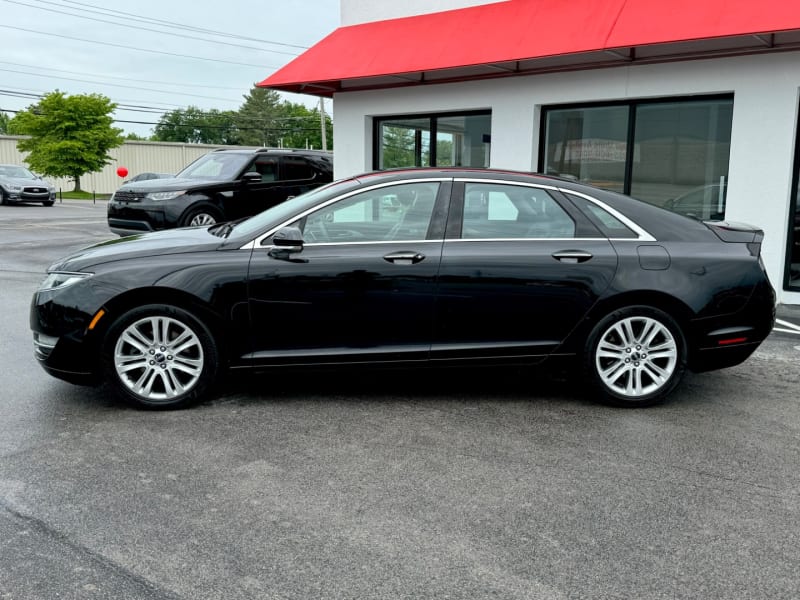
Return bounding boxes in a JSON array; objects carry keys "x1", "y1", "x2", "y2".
[
  {"x1": 145, "y1": 190, "x2": 185, "y2": 201},
  {"x1": 39, "y1": 271, "x2": 93, "y2": 291},
  {"x1": 4, "y1": 184, "x2": 22, "y2": 192}
]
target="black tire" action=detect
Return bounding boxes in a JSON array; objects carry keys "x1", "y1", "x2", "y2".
[
  {"x1": 102, "y1": 304, "x2": 219, "y2": 410},
  {"x1": 180, "y1": 205, "x2": 221, "y2": 228},
  {"x1": 42, "y1": 200, "x2": 54, "y2": 207},
  {"x1": 582, "y1": 305, "x2": 687, "y2": 408},
  {"x1": 0, "y1": 192, "x2": 7, "y2": 206}
]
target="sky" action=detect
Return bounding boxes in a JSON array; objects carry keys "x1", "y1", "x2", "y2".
[{"x1": 0, "y1": 0, "x2": 340, "y2": 137}]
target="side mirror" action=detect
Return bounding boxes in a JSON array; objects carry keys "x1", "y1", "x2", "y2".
[
  {"x1": 267, "y1": 226, "x2": 304, "y2": 255},
  {"x1": 243, "y1": 171, "x2": 262, "y2": 183}
]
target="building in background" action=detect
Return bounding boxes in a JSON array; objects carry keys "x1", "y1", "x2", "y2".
[{"x1": 258, "y1": 0, "x2": 800, "y2": 306}]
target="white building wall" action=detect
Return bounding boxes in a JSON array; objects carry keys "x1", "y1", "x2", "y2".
[
  {"x1": 332, "y1": 51, "x2": 800, "y2": 305},
  {"x1": 341, "y1": 0, "x2": 506, "y2": 25}
]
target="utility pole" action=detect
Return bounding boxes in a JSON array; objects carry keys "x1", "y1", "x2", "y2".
[{"x1": 319, "y1": 97, "x2": 328, "y2": 151}]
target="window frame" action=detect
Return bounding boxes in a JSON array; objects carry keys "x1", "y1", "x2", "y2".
[
  {"x1": 373, "y1": 110, "x2": 491, "y2": 171},
  {"x1": 538, "y1": 94, "x2": 734, "y2": 197}
]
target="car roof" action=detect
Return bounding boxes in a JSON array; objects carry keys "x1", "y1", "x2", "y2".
[{"x1": 211, "y1": 147, "x2": 333, "y2": 156}]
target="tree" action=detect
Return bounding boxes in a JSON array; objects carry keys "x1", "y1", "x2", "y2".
[
  {"x1": 235, "y1": 86, "x2": 285, "y2": 147},
  {"x1": 275, "y1": 101, "x2": 333, "y2": 150},
  {"x1": 152, "y1": 106, "x2": 240, "y2": 145},
  {"x1": 9, "y1": 91, "x2": 124, "y2": 191},
  {"x1": 234, "y1": 86, "x2": 333, "y2": 150},
  {"x1": 0, "y1": 111, "x2": 9, "y2": 134}
]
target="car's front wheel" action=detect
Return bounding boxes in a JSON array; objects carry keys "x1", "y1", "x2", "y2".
[
  {"x1": 102, "y1": 305, "x2": 219, "y2": 409},
  {"x1": 181, "y1": 205, "x2": 221, "y2": 227},
  {"x1": 583, "y1": 306, "x2": 687, "y2": 407},
  {"x1": 42, "y1": 200, "x2": 54, "y2": 207}
]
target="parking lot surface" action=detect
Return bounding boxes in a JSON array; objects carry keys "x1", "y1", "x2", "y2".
[{"x1": 1, "y1": 200, "x2": 799, "y2": 599}]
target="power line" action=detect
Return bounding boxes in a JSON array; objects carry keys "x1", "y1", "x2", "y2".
[
  {"x1": 0, "y1": 61, "x2": 244, "y2": 91},
  {"x1": 3, "y1": 0, "x2": 302, "y2": 56},
  {"x1": 49, "y1": 0, "x2": 311, "y2": 50},
  {"x1": 0, "y1": 67, "x2": 241, "y2": 103},
  {"x1": 0, "y1": 24, "x2": 277, "y2": 69}
]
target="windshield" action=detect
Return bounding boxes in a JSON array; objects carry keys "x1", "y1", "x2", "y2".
[
  {"x1": 176, "y1": 152, "x2": 252, "y2": 181},
  {"x1": 0, "y1": 165, "x2": 36, "y2": 179},
  {"x1": 232, "y1": 178, "x2": 361, "y2": 239}
]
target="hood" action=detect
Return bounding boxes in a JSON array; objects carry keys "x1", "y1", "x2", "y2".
[
  {"x1": 1, "y1": 176, "x2": 52, "y2": 188},
  {"x1": 49, "y1": 226, "x2": 227, "y2": 272}
]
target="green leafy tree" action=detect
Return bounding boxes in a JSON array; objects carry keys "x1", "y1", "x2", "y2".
[
  {"x1": 0, "y1": 111, "x2": 9, "y2": 134},
  {"x1": 275, "y1": 101, "x2": 332, "y2": 151},
  {"x1": 235, "y1": 86, "x2": 285, "y2": 147},
  {"x1": 381, "y1": 126, "x2": 416, "y2": 168},
  {"x1": 8, "y1": 91, "x2": 124, "y2": 191},
  {"x1": 152, "y1": 106, "x2": 240, "y2": 145},
  {"x1": 125, "y1": 132, "x2": 149, "y2": 141}
]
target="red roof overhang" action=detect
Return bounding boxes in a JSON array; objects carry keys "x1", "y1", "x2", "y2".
[{"x1": 258, "y1": 0, "x2": 800, "y2": 97}]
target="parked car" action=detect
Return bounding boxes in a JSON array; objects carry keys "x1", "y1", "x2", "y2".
[
  {"x1": 663, "y1": 182, "x2": 727, "y2": 221},
  {"x1": 0, "y1": 164, "x2": 56, "y2": 206},
  {"x1": 32, "y1": 168, "x2": 775, "y2": 410},
  {"x1": 107, "y1": 148, "x2": 333, "y2": 236},
  {"x1": 124, "y1": 172, "x2": 173, "y2": 183}
]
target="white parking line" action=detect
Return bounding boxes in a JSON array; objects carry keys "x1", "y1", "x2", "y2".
[{"x1": 775, "y1": 318, "x2": 800, "y2": 333}]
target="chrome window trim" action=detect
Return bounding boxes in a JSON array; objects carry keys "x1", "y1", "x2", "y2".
[
  {"x1": 557, "y1": 188, "x2": 656, "y2": 242},
  {"x1": 455, "y1": 177, "x2": 559, "y2": 191},
  {"x1": 442, "y1": 237, "x2": 611, "y2": 243},
  {"x1": 239, "y1": 177, "x2": 451, "y2": 250},
  {"x1": 239, "y1": 177, "x2": 658, "y2": 249}
]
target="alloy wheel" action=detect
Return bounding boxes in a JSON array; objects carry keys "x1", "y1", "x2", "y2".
[
  {"x1": 594, "y1": 315, "x2": 678, "y2": 398},
  {"x1": 113, "y1": 315, "x2": 204, "y2": 402}
]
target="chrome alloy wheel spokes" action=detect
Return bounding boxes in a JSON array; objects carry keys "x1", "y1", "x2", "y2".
[
  {"x1": 595, "y1": 316, "x2": 678, "y2": 398},
  {"x1": 114, "y1": 316, "x2": 204, "y2": 401},
  {"x1": 189, "y1": 213, "x2": 216, "y2": 226}
]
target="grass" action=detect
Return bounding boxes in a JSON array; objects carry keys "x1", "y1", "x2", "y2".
[{"x1": 57, "y1": 190, "x2": 112, "y2": 200}]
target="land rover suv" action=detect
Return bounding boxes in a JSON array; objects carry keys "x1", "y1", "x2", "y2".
[{"x1": 107, "y1": 148, "x2": 333, "y2": 236}]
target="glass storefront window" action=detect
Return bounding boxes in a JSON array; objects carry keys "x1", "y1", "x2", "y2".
[
  {"x1": 789, "y1": 170, "x2": 800, "y2": 291},
  {"x1": 631, "y1": 100, "x2": 732, "y2": 212},
  {"x1": 375, "y1": 112, "x2": 491, "y2": 170},
  {"x1": 541, "y1": 96, "x2": 733, "y2": 218},
  {"x1": 543, "y1": 105, "x2": 629, "y2": 194}
]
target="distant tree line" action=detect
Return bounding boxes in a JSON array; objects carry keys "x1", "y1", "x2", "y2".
[{"x1": 149, "y1": 87, "x2": 333, "y2": 150}]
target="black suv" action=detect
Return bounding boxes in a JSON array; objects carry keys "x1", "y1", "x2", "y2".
[{"x1": 107, "y1": 148, "x2": 333, "y2": 236}]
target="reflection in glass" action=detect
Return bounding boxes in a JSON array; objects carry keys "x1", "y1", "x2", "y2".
[
  {"x1": 376, "y1": 113, "x2": 491, "y2": 170},
  {"x1": 631, "y1": 100, "x2": 732, "y2": 211},
  {"x1": 543, "y1": 106, "x2": 629, "y2": 193}
]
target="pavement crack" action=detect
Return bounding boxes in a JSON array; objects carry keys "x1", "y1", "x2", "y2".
[{"x1": 0, "y1": 498, "x2": 185, "y2": 600}]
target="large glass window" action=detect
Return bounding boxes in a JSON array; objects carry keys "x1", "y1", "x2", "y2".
[
  {"x1": 788, "y1": 109, "x2": 800, "y2": 291},
  {"x1": 542, "y1": 96, "x2": 733, "y2": 216},
  {"x1": 375, "y1": 111, "x2": 491, "y2": 170}
]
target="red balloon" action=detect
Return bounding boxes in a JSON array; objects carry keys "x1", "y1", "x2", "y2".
[{"x1": 116, "y1": 166, "x2": 128, "y2": 178}]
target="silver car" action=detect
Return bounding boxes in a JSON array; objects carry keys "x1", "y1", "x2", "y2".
[{"x1": 0, "y1": 164, "x2": 56, "y2": 206}]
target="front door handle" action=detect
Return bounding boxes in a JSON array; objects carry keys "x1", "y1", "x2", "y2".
[
  {"x1": 384, "y1": 251, "x2": 426, "y2": 264},
  {"x1": 552, "y1": 250, "x2": 593, "y2": 263}
]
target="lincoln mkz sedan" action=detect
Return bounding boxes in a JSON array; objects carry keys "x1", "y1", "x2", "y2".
[{"x1": 31, "y1": 168, "x2": 776, "y2": 409}]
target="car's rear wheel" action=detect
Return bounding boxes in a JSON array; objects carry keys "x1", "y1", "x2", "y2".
[
  {"x1": 181, "y1": 205, "x2": 221, "y2": 227},
  {"x1": 583, "y1": 306, "x2": 687, "y2": 407},
  {"x1": 102, "y1": 305, "x2": 219, "y2": 410}
]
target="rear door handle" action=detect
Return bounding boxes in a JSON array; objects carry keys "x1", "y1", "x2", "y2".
[
  {"x1": 384, "y1": 251, "x2": 425, "y2": 265},
  {"x1": 552, "y1": 250, "x2": 593, "y2": 263}
]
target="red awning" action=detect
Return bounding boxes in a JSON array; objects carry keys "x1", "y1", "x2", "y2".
[{"x1": 259, "y1": 0, "x2": 800, "y2": 97}]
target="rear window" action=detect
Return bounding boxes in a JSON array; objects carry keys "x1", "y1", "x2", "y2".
[
  {"x1": 281, "y1": 157, "x2": 315, "y2": 181},
  {"x1": 566, "y1": 193, "x2": 637, "y2": 239}
]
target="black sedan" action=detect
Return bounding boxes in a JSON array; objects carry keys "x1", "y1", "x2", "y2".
[{"x1": 30, "y1": 168, "x2": 776, "y2": 409}]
